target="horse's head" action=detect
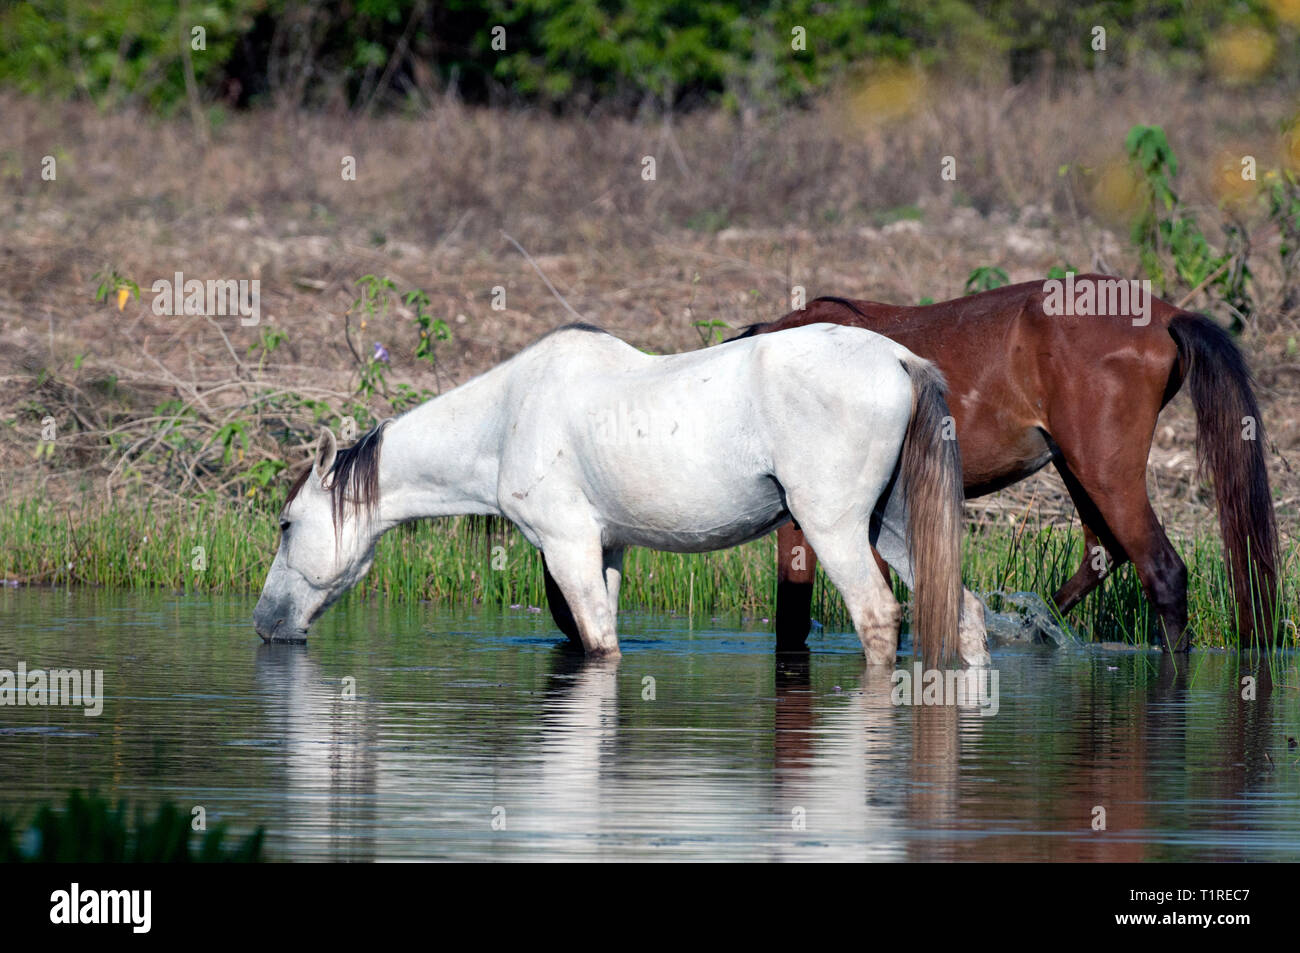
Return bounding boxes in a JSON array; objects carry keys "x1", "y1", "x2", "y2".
[{"x1": 253, "y1": 426, "x2": 385, "y2": 642}]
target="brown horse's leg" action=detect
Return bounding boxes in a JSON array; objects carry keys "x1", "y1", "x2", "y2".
[
  {"x1": 1052, "y1": 453, "x2": 1189, "y2": 651},
  {"x1": 774, "y1": 525, "x2": 891, "y2": 649},
  {"x1": 543, "y1": 556, "x2": 582, "y2": 645},
  {"x1": 1050, "y1": 459, "x2": 1129, "y2": 617},
  {"x1": 1112, "y1": 505, "x2": 1188, "y2": 651},
  {"x1": 1052, "y1": 526, "x2": 1113, "y2": 615},
  {"x1": 775, "y1": 523, "x2": 816, "y2": 649},
  {"x1": 872, "y1": 547, "x2": 892, "y2": 586}
]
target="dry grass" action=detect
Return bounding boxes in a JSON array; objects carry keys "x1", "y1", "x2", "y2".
[{"x1": 1, "y1": 70, "x2": 1298, "y2": 555}]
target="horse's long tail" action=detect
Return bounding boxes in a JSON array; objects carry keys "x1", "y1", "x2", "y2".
[
  {"x1": 897, "y1": 356, "x2": 965, "y2": 666},
  {"x1": 1168, "y1": 313, "x2": 1279, "y2": 647}
]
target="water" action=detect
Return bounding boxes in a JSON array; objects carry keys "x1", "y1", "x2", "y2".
[{"x1": 1, "y1": 587, "x2": 1298, "y2": 861}]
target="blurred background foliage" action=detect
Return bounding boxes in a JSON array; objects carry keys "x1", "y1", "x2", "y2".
[{"x1": 1, "y1": 0, "x2": 1298, "y2": 115}]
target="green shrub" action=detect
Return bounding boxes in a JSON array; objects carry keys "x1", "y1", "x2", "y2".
[
  {"x1": 4, "y1": 1, "x2": 1296, "y2": 113},
  {"x1": 0, "y1": 790, "x2": 265, "y2": 863},
  {"x1": 0, "y1": 1, "x2": 259, "y2": 111}
]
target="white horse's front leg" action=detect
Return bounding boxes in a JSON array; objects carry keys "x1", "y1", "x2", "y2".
[
  {"x1": 543, "y1": 539, "x2": 622, "y2": 657},
  {"x1": 959, "y1": 589, "x2": 991, "y2": 667}
]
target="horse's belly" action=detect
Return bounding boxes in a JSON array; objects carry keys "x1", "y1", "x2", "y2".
[
  {"x1": 963, "y1": 427, "x2": 1054, "y2": 497},
  {"x1": 599, "y1": 479, "x2": 788, "y2": 553},
  {"x1": 608, "y1": 512, "x2": 790, "y2": 553}
]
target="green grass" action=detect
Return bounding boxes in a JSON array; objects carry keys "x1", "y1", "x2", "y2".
[
  {"x1": 961, "y1": 522, "x2": 1298, "y2": 650},
  {"x1": 0, "y1": 498, "x2": 795, "y2": 623},
  {"x1": 0, "y1": 790, "x2": 265, "y2": 863},
  {"x1": 0, "y1": 499, "x2": 1293, "y2": 649}
]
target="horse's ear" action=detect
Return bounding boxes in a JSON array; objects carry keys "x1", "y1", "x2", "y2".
[{"x1": 313, "y1": 427, "x2": 338, "y2": 486}]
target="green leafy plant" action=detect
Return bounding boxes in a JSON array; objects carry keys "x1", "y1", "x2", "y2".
[
  {"x1": 1125, "y1": 124, "x2": 1252, "y2": 327},
  {"x1": 0, "y1": 790, "x2": 265, "y2": 863},
  {"x1": 347, "y1": 274, "x2": 397, "y2": 403},
  {"x1": 692, "y1": 319, "x2": 731, "y2": 346},
  {"x1": 0, "y1": 1, "x2": 259, "y2": 112},
  {"x1": 1263, "y1": 167, "x2": 1300, "y2": 309},
  {"x1": 244, "y1": 458, "x2": 287, "y2": 496},
  {"x1": 964, "y1": 266, "x2": 1009, "y2": 295},
  {"x1": 214, "y1": 420, "x2": 250, "y2": 466},
  {"x1": 246, "y1": 327, "x2": 288, "y2": 371},
  {"x1": 341, "y1": 276, "x2": 447, "y2": 422},
  {"x1": 92, "y1": 268, "x2": 139, "y2": 310},
  {"x1": 406, "y1": 288, "x2": 451, "y2": 394}
]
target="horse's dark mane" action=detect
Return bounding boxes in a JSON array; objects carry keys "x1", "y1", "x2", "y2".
[
  {"x1": 538, "y1": 322, "x2": 609, "y2": 341},
  {"x1": 726, "y1": 297, "x2": 870, "y2": 342},
  {"x1": 812, "y1": 295, "x2": 870, "y2": 318},
  {"x1": 284, "y1": 465, "x2": 311, "y2": 507},
  {"x1": 284, "y1": 421, "x2": 389, "y2": 531},
  {"x1": 329, "y1": 422, "x2": 387, "y2": 530},
  {"x1": 725, "y1": 323, "x2": 764, "y2": 341}
]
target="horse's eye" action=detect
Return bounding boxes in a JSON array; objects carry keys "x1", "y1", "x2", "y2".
[{"x1": 279, "y1": 520, "x2": 291, "y2": 534}]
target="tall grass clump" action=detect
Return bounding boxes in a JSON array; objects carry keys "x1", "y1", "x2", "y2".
[
  {"x1": 0, "y1": 500, "x2": 793, "y2": 622},
  {"x1": 0, "y1": 790, "x2": 265, "y2": 863},
  {"x1": 962, "y1": 521, "x2": 1298, "y2": 649}
]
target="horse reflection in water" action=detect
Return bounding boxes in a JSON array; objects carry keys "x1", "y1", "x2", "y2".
[
  {"x1": 512, "y1": 647, "x2": 991, "y2": 860},
  {"x1": 530, "y1": 652, "x2": 621, "y2": 854},
  {"x1": 254, "y1": 643, "x2": 378, "y2": 861},
  {"x1": 771, "y1": 653, "x2": 984, "y2": 860},
  {"x1": 894, "y1": 654, "x2": 1279, "y2": 861}
]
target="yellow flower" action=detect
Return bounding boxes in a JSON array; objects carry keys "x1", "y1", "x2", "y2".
[
  {"x1": 1089, "y1": 159, "x2": 1145, "y2": 227},
  {"x1": 1284, "y1": 123, "x2": 1300, "y2": 172},
  {"x1": 116, "y1": 286, "x2": 129, "y2": 310},
  {"x1": 1210, "y1": 149, "x2": 1256, "y2": 210},
  {"x1": 1208, "y1": 25, "x2": 1276, "y2": 85},
  {"x1": 1269, "y1": 0, "x2": 1300, "y2": 27}
]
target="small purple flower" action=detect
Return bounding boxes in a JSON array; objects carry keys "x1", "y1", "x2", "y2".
[{"x1": 372, "y1": 342, "x2": 390, "y2": 363}]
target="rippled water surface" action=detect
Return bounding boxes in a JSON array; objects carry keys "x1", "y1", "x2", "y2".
[{"x1": 2, "y1": 587, "x2": 1298, "y2": 861}]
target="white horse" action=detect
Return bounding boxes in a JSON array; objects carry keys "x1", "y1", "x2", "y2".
[{"x1": 253, "y1": 322, "x2": 989, "y2": 667}]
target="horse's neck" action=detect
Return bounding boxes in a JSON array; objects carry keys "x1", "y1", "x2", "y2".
[{"x1": 376, "y1": 371, "x2": 508, "y2": 526}]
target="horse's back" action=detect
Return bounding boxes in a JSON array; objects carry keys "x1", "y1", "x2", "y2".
[
  {"x1": 513, "y1": 320, "x2": 919, "y2": 454},
  {"x1": 753, "y1": 282, "x2": 1183, "y2": 486},
  {"x1": 745, "y1": 322, "x2": 917, "y2": 406},
  {"x1": 744, "y1": 320, "x2": 913, "y2": 368}
]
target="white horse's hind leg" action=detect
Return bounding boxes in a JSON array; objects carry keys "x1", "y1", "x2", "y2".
[
  {"x1": 543, "y1": 539, "x2": 622, "y2": 656},
  {"x1": 959, "y1": 590, "x2": 991, "y2": 667},
  {"x1": 603, "y1": 548, "x2": 624, "y2": 619},
  {"x1": 872, "y1": 488, "x2": 989, "y2": 667},
  {"x1": 796, "y1": 523, "x2": 901, "y2": 665}
]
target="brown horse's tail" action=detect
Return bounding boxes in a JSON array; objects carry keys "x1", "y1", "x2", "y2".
[
  {"x1": 1169, "y1": 313, "x2": 1279, "y2": 646},
  {"x1": 897, "y1": 356, "x2": 965, "y2": 666}
]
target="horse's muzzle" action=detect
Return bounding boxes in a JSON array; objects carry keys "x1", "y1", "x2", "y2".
[{"x1": 253, "y1": 600, "x2": 307, "y2": 644}]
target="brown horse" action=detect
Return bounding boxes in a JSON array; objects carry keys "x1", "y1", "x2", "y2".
[{"x1": 732, "y1": 276, "x2": 1279, "y2": 651}]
